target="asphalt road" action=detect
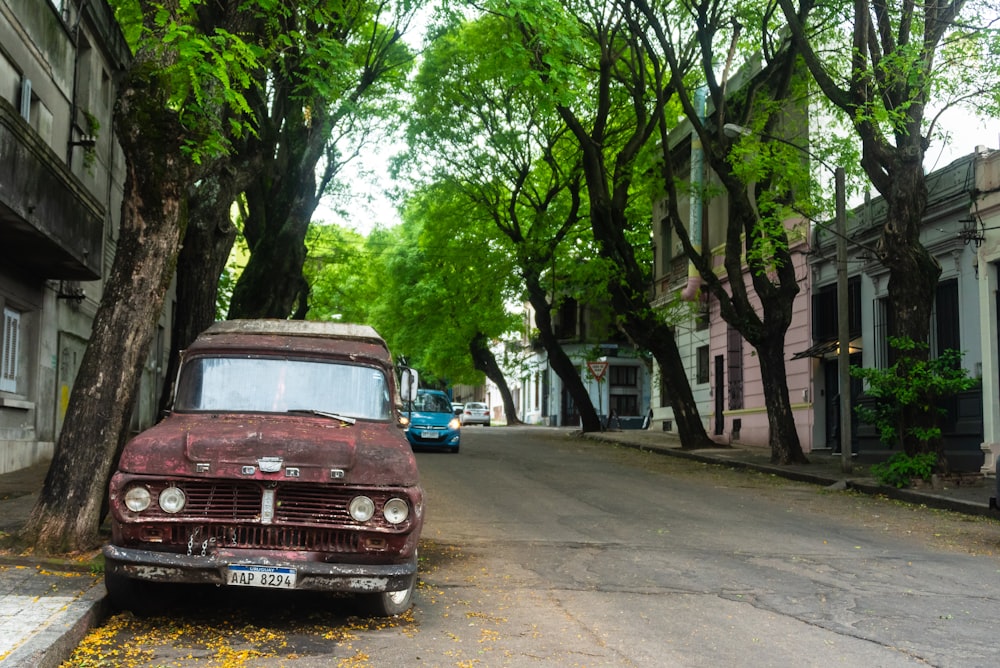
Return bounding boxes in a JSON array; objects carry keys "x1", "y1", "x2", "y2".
[{"x1": 66, "y1": 426, "x2": 1000, "y2": 667}]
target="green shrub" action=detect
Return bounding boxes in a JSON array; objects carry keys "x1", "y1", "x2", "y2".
[
  {"x1": 870, "y1": 452, "x2": 938, "y2": 488},
  {"x1": 851, "y1": 337, "x2": 978, "y2": 453}
]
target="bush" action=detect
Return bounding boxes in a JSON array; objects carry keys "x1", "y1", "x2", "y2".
[
  {"x1": 870, "y1": 452, "x2": 938, "y2": 488},
  {"x1": 851, "y1": 337, "x2": 977, "y2": 453}
]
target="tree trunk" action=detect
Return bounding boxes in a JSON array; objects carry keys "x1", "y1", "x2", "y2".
[
  {"x1": 228, "y1": 216, "x2": 311, "y2": 318},
  {"x1": 757, "y1": 337, "x2": 809, "y2": 464},
  {"x1": 20, "y1": 58, "x2": 190, "y2": 553},
  {"x1": 880, "y1": 159, "x2": 940, "y2": 455},
  {"x1": 621, "y1": 308, "x2": 714, "y2": 449},
  {"x1": 159, "y1": 168, "x2": 242, "y2": 414},
  {"x1": 524, "y1": 273, "x2": 602, "y2": 432},
  {"x1": 469, "y1": 332, "x2": 522, "y2": 425},
  {"x1": 578, "y1": 166, "x2": 712, "y2": 447}
]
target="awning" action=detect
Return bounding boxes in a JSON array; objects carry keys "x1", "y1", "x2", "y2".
[{"x1": 792, "y1": 338, "x2": 862, "y2": 360}]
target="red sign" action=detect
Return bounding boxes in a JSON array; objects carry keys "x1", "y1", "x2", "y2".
[{"x1": 587, "y1": 361, "x2": 608, "y2": 380}]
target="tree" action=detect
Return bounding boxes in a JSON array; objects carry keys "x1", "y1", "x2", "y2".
[
  {"x1": 404, "y1": 13, "x2": 607, "y2": 431},
  {"x1": 626, "y1": 0, "x2": 813, "y2": 463},
  {"x1": 496, "y1": 0, "x2": 714, "y2": 446},
  {"x1": 227, "y1": 0, "x2": 419, "y2": 320},
  {"x1": 21, "y1": 0, "x2": 261, "y2": 553},
  {"x1": 777, "y1": 0, "x2": 1000, "y2": 453},
  {"x1": 161, "y1": 0, "x2": 420, "y2": 410},
  {"x1": 366, "y1": 210, "x2": 524, "y2": 423},
  {"x1": 302, "y1": 224, "x2": 381, "y2": 324}
]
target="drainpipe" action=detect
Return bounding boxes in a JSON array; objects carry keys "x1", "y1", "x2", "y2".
[{"x1": 680, "y1": 87, "x2": 706, "y2": 302}]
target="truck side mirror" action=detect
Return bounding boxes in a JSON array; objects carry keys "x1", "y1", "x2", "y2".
[{"x1": 400, "y1": 368, "x2": 419, "y2": 403}]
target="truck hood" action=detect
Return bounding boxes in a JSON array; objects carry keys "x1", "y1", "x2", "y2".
[{"x1": 117, "y1": 413, "x2": 419, "y2": 485}]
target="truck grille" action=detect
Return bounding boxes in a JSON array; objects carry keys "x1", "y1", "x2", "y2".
[
  {"x1": 132, "y1": 480, "x2": 404, "y2": 530},
  {"x1": 173, "y1": 523, "x2": 362, "y2": 552}
]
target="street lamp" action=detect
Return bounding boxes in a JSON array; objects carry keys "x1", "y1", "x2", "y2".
[{"x1": 722, "y1": 124, "x2": 852, "y2": 473}]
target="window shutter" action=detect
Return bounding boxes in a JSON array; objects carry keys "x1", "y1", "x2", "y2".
[
  {"x1": 19, "y1": 78, "x2": 31, "y2": 122},
  {"x1": 1, "y1": 309, "x2": 20, "y2": 393}
]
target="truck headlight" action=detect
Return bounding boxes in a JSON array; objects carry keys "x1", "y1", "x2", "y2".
[
  {"x1": 124, "y1": 486, "x2": 151, "y2": 512},
  {"x1": 349, "y1": 496, "x2": 375, "y2": 522},
  {"x1": 383, "y1": 498, "x2": 409, "y2": 524},
  {"x1": 158, "y1": 486, "x2": 186, "y2": 514}
]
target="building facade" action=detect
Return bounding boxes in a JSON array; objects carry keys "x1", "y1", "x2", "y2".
[
  {"x1": 648, "y1": 131, "x2": 814, "y2": 450},
  {"x1": 805, "y1": 153, "x2": 986, "y2": 471},
  {"x1": 973, "y1": 147, "x2": 1000, "y2": 475},
  {"x1": 1, "y1": 0, "x2": 172, "y2": 473},
  {"x1": 512, "y1": 299, "x2": 651, "y2": 429}
]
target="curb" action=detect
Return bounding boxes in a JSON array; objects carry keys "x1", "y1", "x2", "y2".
[
  {"x1": 585, "y1": 432, "x2": 1000, "y2": 520},
  {"x1": 2, "y1": 582, "x2": 107, "y2": 668}
]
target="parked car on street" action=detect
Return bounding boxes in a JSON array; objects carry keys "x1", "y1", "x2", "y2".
[
  {"x1": 451, "y1": 402, "x2": 464, "y2": 416},
  {"x1": 103, "y1": 320, "x2": 424, "y2": 617},
  {"x1": 461, "y1": 402, "x2": 491, "y2": 426},
  {"x1": 404, "y1": 390, "x2": 461, "y2": 453}
]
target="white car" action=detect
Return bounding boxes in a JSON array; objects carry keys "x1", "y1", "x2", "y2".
[{"x1": 461, "y1": 402, "x2": 490, "y2": 426}]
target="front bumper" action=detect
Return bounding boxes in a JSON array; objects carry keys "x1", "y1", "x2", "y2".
[
  {"x1": 103, "y1": 544, "x2": 417, "y2": 593},
  {"x1": 405, "y1": 430, "x2": 460, "y2": 447}
]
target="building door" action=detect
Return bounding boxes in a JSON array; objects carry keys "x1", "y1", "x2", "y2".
[
  {"x1": 561, "y1": 388, "x2": 579, "y2": 427},
  {"x1": 825, "y1": 355, "x2": 862, "y2": 453},
  {"x1": 55, "y1": 333, "x2": 87, "y2": 436}
]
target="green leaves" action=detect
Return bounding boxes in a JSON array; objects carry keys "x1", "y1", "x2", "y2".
[
  {"x1": 112, "y1": 0, "x2": 265, "y2": 164},
  {"x1": 851, "y1": 337, "x2": 979, "y2": 452},
  {"x1": 871, "y1": 452, "x2": 939, "y2": 488}
]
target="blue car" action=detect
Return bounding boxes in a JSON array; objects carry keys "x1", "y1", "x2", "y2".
[{"x1": 403, "y1": 389, "x2": 461, "y2": 453}]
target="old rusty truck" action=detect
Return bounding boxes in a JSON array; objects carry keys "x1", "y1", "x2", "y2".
[{"x1": 103, "y1": 320, "x2": 424, "y2": 616}]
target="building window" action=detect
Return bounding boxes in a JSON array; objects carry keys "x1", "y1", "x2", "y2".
[
  {"x1": 873, "y1": 297, "x2": 891, "y2": 369},
  {"x1": 659, "y1": 365, "x2": 671, "y2": 407},
  {"x1": 811, "y1": 276, "x2": 861, "y2": 341},
  {"x1": 0, "y1": 53, "x2": 18, "y2": 106},
  {"x1": 609, "y1": 365, "x2": 637, "y2": 387},
  {"x1": 659, "y1": 217, "x2": 672, "y2": 277},
  {"x1": 696, "y1": 345, "x2": 709, "y2": 384},
  {"x1": 553, "y1": 299, "x2": 578, "y2": 340},
  {"x1": 727, "y1": 327, "x2": 743, "y2": 410},
  {"x1": 1, "y1": 308, "x2": 21, "y2": 393},
  {"x1": 611, "y1": 394, "x2": 638, "y2": 416},
  {"x1": 932, "y1": 279, "x2": 960, "y2": 358},
  {"x1": 19, "y1": 77, "x2": 32, "y2": 123}
]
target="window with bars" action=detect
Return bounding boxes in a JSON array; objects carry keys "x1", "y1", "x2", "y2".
[
  {"x1": 872, "y1": 279, "x2": 959, "y2": 369},
  {"x1": 811, "y1": 277, "x2": 861, "y2": 341},
  {"x1": 696, "y1": 345, "x2": 709, "y2": 384},
  {"x1": 659, "y1": 365, "x2": 671, "y2": 407},
  {"x1": 1, "y1": 308, "x2": 21, "y2": 393},
  {"x1": 727, "y1": 327, "x2": 743, "y2": 410},
  {"x1": 609, "y1": 365, "x2": 637, "y2": 387}
]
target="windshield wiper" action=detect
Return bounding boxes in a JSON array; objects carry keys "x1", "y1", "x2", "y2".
[{"x1": 287, "y1": 409, "x2": 356, "y2": 425}]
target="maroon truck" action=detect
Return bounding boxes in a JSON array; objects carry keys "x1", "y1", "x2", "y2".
[{"x1": 103, "y1": 320, "x2": 424, "y2": 616}]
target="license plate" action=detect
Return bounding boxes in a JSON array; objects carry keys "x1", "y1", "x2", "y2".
[
  {"x1": 420, "y1": 430, "x2": 441, "y2": 439},
  {"x1": 226, "y1": 565, "x2": 296, "y2": 589}
]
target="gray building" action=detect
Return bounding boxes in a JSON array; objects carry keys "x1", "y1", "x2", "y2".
[{"x1": 1, "y1": 0, "x2": 172, "y2": 473}]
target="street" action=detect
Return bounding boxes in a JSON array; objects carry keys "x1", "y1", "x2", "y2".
[{"x1": 68, "y1": 426, "x2": 1000, "y2": 666}]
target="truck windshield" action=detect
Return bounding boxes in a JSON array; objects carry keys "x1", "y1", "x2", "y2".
[{"x1": 173, "y1": 356, "x2": 391, "y2": 420}]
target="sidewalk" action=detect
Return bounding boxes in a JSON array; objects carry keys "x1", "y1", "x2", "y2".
[
  {"x1": 0, "y1": 463, "x2": 107, "y2": 668},
  {"x1": 583, "y1": 429, "x2": 1000, "y2": 517},
  {"x1": 1, "y1": 432, "x2": 999, "y2": 667}
]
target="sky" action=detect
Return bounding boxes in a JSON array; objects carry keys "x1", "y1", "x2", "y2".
[{"x1": 320, "y1": 107, "x2": 1000, "y2": 237}]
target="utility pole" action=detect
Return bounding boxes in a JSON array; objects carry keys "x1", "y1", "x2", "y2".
[{"x1": 836, "y1": 167, "x2": 852, "y2": 473}]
